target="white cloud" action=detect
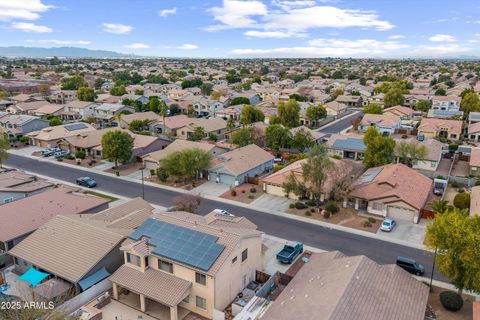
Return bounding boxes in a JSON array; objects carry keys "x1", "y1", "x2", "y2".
[
  {"x1": 102, "y1": 23, "x2": 133, "y2": 35},
  {"x1": 0, "y1": 0, "x2": 52, "y2": 21},
  {"x1": 124, "y1": 43, "x2": 150, "y2": 49},
  {"x1": 388, "y1": 35, "x2": 405, "y2": 40},
  {"x1": 230, "y1": 38, "x2": 408, "y2": 58},
  {"x1": 27, "y1": 39, "x2": 91, "y2": 45},
  {"x1": 159, "y1": 7, "x2": 177, "y2": 17},
  {"x1": 429, "y1": 34, "x2": 456, "y2": 42},
  {"x1": 244, "y1": 30, "x2": 307, "y2": 38},
  {"x1": 413, "y1": 44, "x2": 470, "y2": 56},
  {"x1": 207, "y1": 1, "x2": 394, "y2": 37},
  {"x1": 177, "y1": 44, "x2": 198, "y2": 50},
  {"x1": 11, "y1": 22, "x2": 52, "y2": 33},
  {"x1": 207, "y1": 0, "x2": 268, "y2": 31}
]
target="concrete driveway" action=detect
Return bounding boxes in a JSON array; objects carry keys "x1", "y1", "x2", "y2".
[
  {"x1": 7, "y1": 146, "x2": 43, "y2": 156},
  {"x1": 191, "y1": 181, "x2": 230, "y2": 197},
  {"x1": 251, "y1": 194, "x2": 293, "y2": 212},
  {"x1": 376, "y1": 219, "x2": 428, "y2": 245}
]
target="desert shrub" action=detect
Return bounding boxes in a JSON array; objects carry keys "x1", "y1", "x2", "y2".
[
  {"x1": 289, "y1": 203, "x2": 295, "y2": 209},
  {"x1": 295, "y1": 202, "x2": 307, "y2": 210},
  {"x1": 19, "y1": 136, "x2": 29, "y2": 143},
  {"x1": 305, "y1": 200, "x2": 316, "y2": 207},
  {"x1": 458, "y1": 188, "x2": 465, "y2": 193},
  {"x1": 250, "y1": 187, "x2": 257, "y2": 193},
  {"x1": 451, "y1": 181, "x2": 459, "y2": 188},
  {"x1": 325, "y1": 202, "x2": 339, "y2": 214},
  {"x1": 323, "y1": 211, "x2": 331, "y2": 219},
  {"x1": 150, "y1": 169, "x2": 155, "y2": 176},
  {"x1": 453, "y1": 192, "x2": 470, "y2": 210},
  {"x1": 156, "y1": 167, "x2": 169, "y2": 182},
  {"x1": 56, "y1": 158, "x2": 63, "y2": 162},
  {"x1": 310, "y1": 208, "x2": 315, "y2": 213},
  {"x1": 248, "y1": 195, "x2": 254, "y2": 199},
  {"x1": 331, "y1": 154, "x2": 342, "y2": 160},
  {"x1": 65, "y1": 154, "x2": 75, "y2": 160},
  {"x1": 305, "y1": 210, "x2": 312, "y2": 216},
  {"x1": 363, "y1": 221, "x2": 372, "y2": 227},
  {"x1": 273, "y1": 164, "x2": 284, "y2": 172},
  {"x1": 439, "y1": 291, "x2": 463, "y2": 312},
  {"x1": 368, "y1": 217, "x2": 377, "y2": 223},
  {"x1": 75, "y1": 150, "x2": 86, "y2": 159},
  {"x1": 230, "y1": 187, "x2": 237, "y2": 196},
  {"x1": 475, "y1": 180, "x2": 480, "y2": 186}
]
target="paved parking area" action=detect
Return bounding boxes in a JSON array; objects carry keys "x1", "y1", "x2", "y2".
[
  {"x1": 376, "y1": 219, "x2": 428, "y2": 245},
  {"x1": 7, "y1": 146, "x2": 42, "y2": 156},
  {"x1": 251, "y1": 194, "x2": 293, "y2": 212},
  {"x1": 191, "y1": 181, "x2": 230, "y2": 197}
]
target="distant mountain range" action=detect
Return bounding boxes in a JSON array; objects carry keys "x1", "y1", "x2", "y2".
[{"x1": 0, "y1": 46, "x2": 133, "y2": 58}]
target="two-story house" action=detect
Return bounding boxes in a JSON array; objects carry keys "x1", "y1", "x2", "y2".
[
  {"x1": 192, "y1": 97, "x2": 224, "y2": 118},
  {"x1": 94, "y1": 103, "x2": 135, "y2": 127},
  {"x1": 358, "y1": 114, "x2": 401, "y2": 136},
  {"x1": 61, "y1": 100, "x2": 96, "y2": 122},
  {"x1": 428, "y1": 96, "x2": 463, "y2": 118},
  {"x1": 0, "y1": 112, "x2": 49, "y2": 139},
  {"x1": 109, "y1": 211, "x2": 263, "y2": 320}
]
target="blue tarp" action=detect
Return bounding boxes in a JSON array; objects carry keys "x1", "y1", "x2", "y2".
[
  {"x1": 78, "y1": 267, "x2": 110, "y2": 291},
  {"x1": 17, "y1": 267, "x2": 50, "y2": 287}
]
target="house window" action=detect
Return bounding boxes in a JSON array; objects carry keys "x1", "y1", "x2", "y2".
[
  {"x1": 232, "y1": 256, "x2": 237, "y2": 264},
  {"x1": 195, "y1": 272, "x2": 206, "y2": 285},
  {"x1": 431, "y1": 162, "x2": 436, "y2": 168},
  {"x1": 196, "y1": 296, "x2": 207, "y2": 310},
  {"x1": 241, "y1": 249, "x2": 248, "y2": 262},
  {"x1": 126, "y1": 253, "x2": 141, "y2": 267},
  {"x1": 372, "y1": 202, "x2": 384, "y2": 211},
  {"x1": 450, "y1": 134, "x2": 457, "y2": 139},
  {"x1": 3, "y1": 197, "x2": 13, "y2": 204},
  {"x1": 158, "y1": 259, "x2": 173, "y2": 273},
  {"x1": 0, "y1": 242, "x2": 5, "y2": 252},
  {"x1": 14, "y1": 257, "x2": 18, "y2": 265}
]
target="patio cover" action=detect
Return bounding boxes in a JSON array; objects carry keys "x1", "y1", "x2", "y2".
[
  {"x1": 78, "y1": 267, "x2": 110, "y2": 291},
  {"x1": 17, "y1": 267, "x2": 50, "y2": 287}
]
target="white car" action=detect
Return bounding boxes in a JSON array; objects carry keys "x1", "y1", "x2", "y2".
[{"x1": 213, "y1": 209, "x2": 234, "y2": 217}]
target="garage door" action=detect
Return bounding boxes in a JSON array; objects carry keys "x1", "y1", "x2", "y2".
[{"x1": 387, "y1": 205, "x2": 416, "y2": 222}]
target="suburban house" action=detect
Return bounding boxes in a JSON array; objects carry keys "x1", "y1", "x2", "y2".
[
  {"x1": 230, "y1": 91, "x2": 261, "y2": 106},
  {"x1": 177, "y1": 118, "x2": 228, "y2": 141},
  {"x1": 142, "y1": 139, "x2": 227, "y2": 171},
  {"x1": 0, "y1": 187, "x2": 110, "y2": 268},
  {"x1": 6, "y1": 100, "x2": 53, "y2": 115},
  {"x1": 207, "y1": 144, "x2": 274, "y2": 186},
  {"x1": 468, "y1": 122, "x2": 480, "y2": 142},
  {"x1": 33, "y1": 104, "x2": 65, "y2": 117},
  {"x1": 417, "y1": 118, "x2": 462, "y2": 140},
  {"x1": 404, "y1": 93, "x2": 430, "y2": 109},
  {"x1": 8, "y1": 198, "x2": 153, "y2": 296},
  {"x1": 325, "y1": 134, "x2": 366, "y2": 160},
  {"x1": 57, "y1": 128, "x2": 170, "y2": 160},
  {"x1": 383, "y1": 105, "x2": 415, "y2": 119},
  {"x1": 262, "y1": 158, "x2": 360, "y2": 201},
  {"x1": 324, "y1": 101, "x2": 348, "y2": 116},
  {"x1": 428, "y1": 96, "x2": 463, "y2": 118},
  {"x1": 470, "y1": 186, "x2": 480, "y2": 217},
  {"x1": 61, "y1": 100, "x2": 96, "y2": 121},
  {"x1": 405, "y1": 138, "x2": 446, "y2": 171},
  {"x1": 349, "y1": 163, "x2": 433, "y2": 223},
  {"x1": 151, "y1": 114, "x2": 192, "y2": 136},
  {"x1": 470, "y1": 148, "x2": 480, "y2": 176},
  {"x1": 469, "y1": 112, "x2": 480, "y2": 125},
  {"x1": 0, "y1": 112, "x2": 49, "y2": 139},
  {"x1": 0, "y1": 99, "x2": 14, "y2": 110},
  {"x1": 49, "y1": 89, "x2": 77, "y2": 104},
  {"x1": 119, "y1": 111, "x2": 161, "y2": 131},
  {"x1": 290, "y1": 126, "x2": 327, "y2": 145},
  {"x1": 358, "y1": 113, "x2": 401, "y2": 136},
  {"x1": 335, "y1": 95, "x2": 363, "y2": 107},
  {"x1": 109, "y1": 210, "x2": 263, "y2": 320},
  {"x1": 94, "y1": 103, "x2": 135, "y2": 127},
  {"x1": 259, "y1": 251, "x2": 429, "y2": 320},
  {"x1": 191, "y1": 97, "x2": 224, "y2": 117},
  {"x1": 120, "y1": 94, "x2": 149, "y2": 105},
  {"x1": 215, "y1": 104, "x2": 245, "y2": 121},
  {"x1": 0, "y1": 170, "x2": 53, "y2": 204},
  {"x1": 28, "y1": 122, "x2": 96, "y2": 148}
]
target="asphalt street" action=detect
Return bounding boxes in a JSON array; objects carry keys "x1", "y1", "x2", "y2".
[{"x1": 5, "y1": 153, "x2": 445, "y2": 282}]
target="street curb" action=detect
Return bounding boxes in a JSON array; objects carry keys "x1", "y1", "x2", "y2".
[{"x1": 7, "y1": 151, "x2": 429, "y2": 252}]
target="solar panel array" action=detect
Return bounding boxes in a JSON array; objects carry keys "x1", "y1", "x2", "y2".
[
  {"x1": 64, "y1": 123, "x2": 88, "y2": 131},
  {"x1": 130, "y1": 219, "x2": 225, "y2": 271},
  {"x1": 356, "y1": 167, "x2": 382, "y2": 185},
  {"x1": 332, "y1": 138, "x2": 366, "y2": 152}
]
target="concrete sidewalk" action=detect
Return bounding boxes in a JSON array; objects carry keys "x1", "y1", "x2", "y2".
[{"x1": 6, "y1": 150, "x2": 429, "y2": 251}]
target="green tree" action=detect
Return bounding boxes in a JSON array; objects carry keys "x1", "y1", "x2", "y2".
[
  {"x1": 384, "y1": 88, "x2": 405, "y2": 107},
  {"x1": 61, "y1": 75, "x2": 88, "y2": 90},
  {"x1": 200, "y1": 83, "x2": 214, "y2": 96},
  {"x1": 460, "y1": 92, "x2": 480, "y2": 114},
  {"x1": 282, "y1": 172, "x2": 307, "y2": 198},
  {"x1": 149, "y1": 97, "x2": 160, "y2": 113},
  {"x1": 289, "y1": 93, "x2": 306, "y2": 102},
  {"x1": 330, "y1": 88, "x2": 344, "y2": 100},
  {"x1": 169, "y1": 103, "x2": 181, "y2": 115},
  {"x1": 101, "y1": 130, "x2": 134, "y2": 168},
  {"x1": 160, "y1": 148, "x2": 211, "y2": 181},
  {"x1": 129, "y1": 119, "x2": 150, "y2": 132},
  {"x1": 110, "y1": 85, "x2": 127, "y2": 96},
  {"x1": 189, "y1": 126, "x2": 206, "y2": 141},
  {"x1": 94, "y1": 78, "x2": 105, "y2": 90},
  {"x1": 158, "y1": 100, "x2": 168, "y2": 125},
  {"x1": 301, "y1": 145, "x2": 333, "y2": 206},
  {"x1": 453, "y1": 192, "x2": 471, "y2": 210},
  {"x1": 305, "y1": 104, "x2": 327, "y2": 125},
  {"x1": 277, "y1": 99, "x2": 300, "y2": 128},
  {"x1": 291, "y1": 128, "x2": 314, "y2": 152},
  {"x1": 425, "y1": 209, "x2": 480, "y2": 295},
  {"x1": 226, "y1": 118, "x2": 235, "y2": 143},
  {"x1": 265, "y1": 124, "x2": 291, "y2": 151},
  {"x1": 77, "y1": 87, "x2": 96, "y2": 102},
  {"x1": 395, "y1": 141, "x2": 428, "y2": 167},
  {"x1": 435, "y1": 88, "x2": 447, "y2": 96},
  {"x1": 432, "y1": 199, "x2": 449, "y2": 214},
  {"x1": 363, "y1": 103, "x2": 383, "y2": 114},
  {"x1": 460, "y1": 88, "x2": 474, "y2": 99},
  {"x1": 363, "y1": 127, "x2": 396, "y2": 168},
  {"x1": 240, "y1": 105, "x2": 264, "y2": 125},
  {"x1": 416, "y1": 99, "x2": 431, "y2": 113},
  {"x1": 232, "y1": 127, "x2": 254, "y2": 147},
  {"x1": 0, "y1": 133, "x2": 9, "y2": 167},
  {"x1": 230, "y1": 97, "x2": 250, "y2": 105},
  {"x1": 49, "y1": 117, "x2": 62, "y2": 126},
  {"x1": 269, "y1": 115, "x2": 281, "y2": 125}
]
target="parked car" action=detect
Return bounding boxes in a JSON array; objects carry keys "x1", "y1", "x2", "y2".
[
  {"x1": 380, "y1": 218, "x2": 396, "y2": 232},
  {"x1": 42, "y1": 147, "x2": 61, "y2": 157},
  {"x1": 76, "y1": 177, "x2": 97, "y2": 188},
  {"x1": 396, "y1": 256, "x2": 425, "y2": 275},
  {"x1": 54, "y1": 150, "x2": 70, "y2": 159},
  {"x1": 165, "y1": 206, "x2": 177, "y2": 212},
  {"x1": 213, "y1": 209, "x2": 234, "y2": 217},
  {"x1": 276, "y1": 242, "x2": 303, "y2": 264}
]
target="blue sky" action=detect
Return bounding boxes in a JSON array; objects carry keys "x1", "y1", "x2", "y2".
[{"x1": 1, "y1": 0, "x2": 480, "y2": 58}]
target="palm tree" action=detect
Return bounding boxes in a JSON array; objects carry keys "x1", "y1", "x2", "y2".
[
  {"x1": 226, "y1": 118, "x2": 235, "y2": 144},
  {"x1": 432, "y1": 199, "x2": 449, "y2": 215}
]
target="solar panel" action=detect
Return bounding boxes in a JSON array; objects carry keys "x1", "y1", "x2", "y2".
[
  {"x1": 131, "y1": 219, "x2": 225, "y2": 271},
  {"x1": 64, "y1": 123, "x2": 88, "y2": 131},
  {"x1": 356, "y1": 167, "x2": 382, "y2": 185},
  {"x1": 332, "y1": 138, "x2": 366, "y2": 152}
]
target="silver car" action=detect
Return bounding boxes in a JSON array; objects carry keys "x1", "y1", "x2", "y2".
[{"x1": 380, "y1": 218, "x2": 396, "y2": 232}]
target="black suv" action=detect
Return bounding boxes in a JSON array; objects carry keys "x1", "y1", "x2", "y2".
[{"x1": 396, "y1": 256, "x2": 425, "y2": 275}]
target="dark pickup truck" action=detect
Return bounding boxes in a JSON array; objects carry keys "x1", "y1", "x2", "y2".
[{"x1": 276, "y1": 243, "x2": 303, "y2": 264}]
